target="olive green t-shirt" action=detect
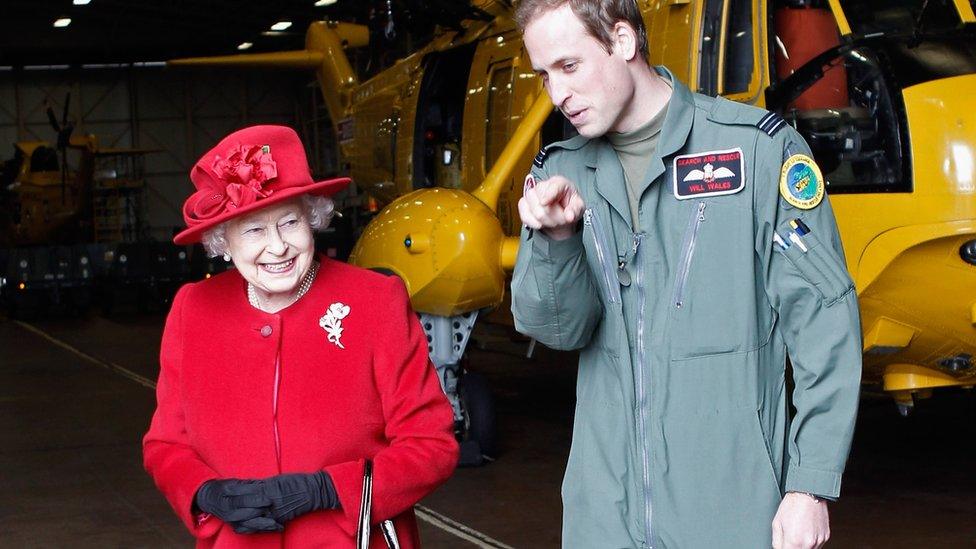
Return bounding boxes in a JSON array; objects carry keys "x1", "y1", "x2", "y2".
[{"x1": 606, "y1": 93, "x2": 670, "y2": 231}]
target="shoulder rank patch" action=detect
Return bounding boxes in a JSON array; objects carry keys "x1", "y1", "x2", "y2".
[
  {"x1": 533, "y1": 146, "x2": 550, "y2": 168},
  {"x1": 672, "y1": 148, "x2": 745, "y2": 200},
  {"x1": 780, "y1": 154, "x2": 824, "y2": 210},
  {"x1": 757, "y1": 112, "x2": 787, "y2": 137}
]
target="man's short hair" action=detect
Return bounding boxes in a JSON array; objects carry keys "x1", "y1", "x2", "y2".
[{"x1": 514, "y1": 0, "x2": 650, "y2": 60}]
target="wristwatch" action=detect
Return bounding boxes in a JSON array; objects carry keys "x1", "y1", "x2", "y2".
[{"x1": 788, "y1": 491, "x2": 824, "y2": 503}]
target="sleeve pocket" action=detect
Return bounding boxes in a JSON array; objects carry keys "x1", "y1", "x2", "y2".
[{"x1": 780, "y1": 230, "x2": 854, "y2": 304}]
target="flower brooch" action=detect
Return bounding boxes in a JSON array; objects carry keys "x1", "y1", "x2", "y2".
[{"x1": 320, "y1": 302, "x2": 351, "y2": 349}]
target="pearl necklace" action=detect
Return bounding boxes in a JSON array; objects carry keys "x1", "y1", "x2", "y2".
[{"x1": 247, "y1": 260, "x2": 319, "y2": 312}]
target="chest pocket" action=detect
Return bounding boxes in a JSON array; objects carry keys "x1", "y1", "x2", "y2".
[
  {"x1": 581, "y1": 206, "x2": 621, "y2": 305},
  {"x1": 580, "y1": 204, "x2": 628, "y2": 357},
  {"x1": 669, "y1": 200, "x2": 765, "y2": 359}
]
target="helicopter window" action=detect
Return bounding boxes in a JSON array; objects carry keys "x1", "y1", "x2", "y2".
[
  {"x1": 413, "y1": 44, "x2": 477, "y2": 190},
  {"x1": 30, "y1": 146, "x2": 60, "y2": 173},
  {"x1": 722, "y1": 0, "x2": 755, "y2": 95},
  {"x1": 770, "y1": 2, "x2": 909, "y2": 193},
  {"x1": 699, "y1": 0, "x2": 726, "y2": 95},
  {"x1": 486, "y1": 64, "x2": 515, "y2": 172}
]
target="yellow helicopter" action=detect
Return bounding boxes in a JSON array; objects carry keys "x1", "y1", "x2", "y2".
[
  {"x1": 170, "y1": 0, "x2": 976, "y2": 455},
  {"x1": 1, "y1": 94, "x2": 157, "y2": 246}
]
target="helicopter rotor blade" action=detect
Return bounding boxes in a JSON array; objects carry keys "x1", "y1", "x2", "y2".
[
  {"x1": 62, "y1": 92, "x2": 71, "y2": 127},
  {"x1": 46, "y1": 106, "x2": 61, "y2": 134}
]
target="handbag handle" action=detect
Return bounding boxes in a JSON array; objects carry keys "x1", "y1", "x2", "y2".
[{"x1": 356, "y1": 460, "x2": 400, "y2": 549}]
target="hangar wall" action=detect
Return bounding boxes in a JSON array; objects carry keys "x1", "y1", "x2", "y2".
[{"x1": 0, "y1": 68, "x2": 334, "y2": 241}]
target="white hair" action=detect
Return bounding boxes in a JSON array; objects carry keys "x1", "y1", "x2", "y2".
[{"x1": 201, "y1": 194, "x2": 335, "y2": 258}]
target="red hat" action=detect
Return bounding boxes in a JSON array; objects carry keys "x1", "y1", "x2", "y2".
[{"x1": 173, "y1": 125, "x2": 350, "y2": 245}]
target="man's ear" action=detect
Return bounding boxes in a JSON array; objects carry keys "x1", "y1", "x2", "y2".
[{"x1": 612, "y1": 21, "x2": 639, "y2": 61}]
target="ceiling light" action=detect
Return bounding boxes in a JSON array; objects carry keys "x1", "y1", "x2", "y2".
[
  {"x1": 315, "y1": 0, "x2": 338, "y2": 6},
  {"x1": 73, "y1": 0, "x2": 91, "y2": 4},
  {"x1": 53, "y1": 17, "x2": 72, "y2": 28},
  {"x1": 24, "y1": 64, "x2": 70, "y2": 71},
  {"x1": 237, "y1": 42, "x2": 253, "y2": 50},
  {"x1": 270, "y1": 21, "x2": 292, "y2": 31}
]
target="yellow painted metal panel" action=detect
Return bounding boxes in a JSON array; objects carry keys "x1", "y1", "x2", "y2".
[
  {"x1": 826, "y1": 0, "x2": 853, "y2": 36},
  {"x1": 952, "y1": 0, "x2": 976, "y2": 23},
  {"x1": 884, "y1": 364, "x2": 975, "y2": 393},
  {"x1": 473, "y1": 93, "x2": 553, "y2": 214},
  {"x1": 863, "y1": 317, "x2": 917, "y2": 354},
  {"x1": 833, "y1": 75, "x2": 976, "y2": 386},
  {"x1": 348, "y1": 189, "x2": 507, "y2": 315}
]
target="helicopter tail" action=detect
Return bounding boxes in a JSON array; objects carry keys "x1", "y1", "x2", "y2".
[{"x1": 168, "y1": 22, "x2": 367, "y2": 128}]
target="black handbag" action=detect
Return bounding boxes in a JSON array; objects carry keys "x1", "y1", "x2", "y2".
[{"x1": 357, "y1": 460, "x2": 401, "y2": 549}]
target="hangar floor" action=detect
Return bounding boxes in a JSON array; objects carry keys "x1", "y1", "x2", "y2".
[{"x1": 1, "y1": 312, "x2": 974, "y2": 548}]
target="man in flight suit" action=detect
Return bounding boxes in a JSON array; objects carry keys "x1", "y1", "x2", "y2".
[{"x1": 510, "y1": 1, "x2": 862, "y2": 548}]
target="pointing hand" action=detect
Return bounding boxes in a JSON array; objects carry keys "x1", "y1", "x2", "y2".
[{"x1": 518, "y1": 175, "x2": 585, "y2": 240}]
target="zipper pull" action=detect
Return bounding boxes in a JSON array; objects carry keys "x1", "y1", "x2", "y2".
[
  {"x1": 697, "y1": 202, "x2": 706, "y2": 222},
  {"x1": 583, "y1": 208, "x2": 593, "y2": 226}
]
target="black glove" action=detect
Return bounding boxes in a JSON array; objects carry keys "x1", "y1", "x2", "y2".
[
  {"x1": 195, "y1": 479, "x2": 283, "y2": 534},
  {"x1": 262, "y1": 471, "x2": 339, "y2": 523}
]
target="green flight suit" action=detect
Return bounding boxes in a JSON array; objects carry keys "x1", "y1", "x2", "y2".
[{"x1": 511, "y1": 67, "x2": 862, "y2": 548}]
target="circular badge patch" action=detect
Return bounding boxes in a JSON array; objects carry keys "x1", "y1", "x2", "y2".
[{"x1": 780, "y1": 154, "x2": 824, "y2": 210}]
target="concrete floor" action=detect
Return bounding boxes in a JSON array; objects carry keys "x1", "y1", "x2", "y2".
[{"x1": 1, "y1": 312, "x2": 974, "y2": 548}]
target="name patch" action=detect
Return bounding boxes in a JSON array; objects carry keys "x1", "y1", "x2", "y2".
[{"x1": 672, "y1": 148, "x2": 745, "y2": 200}]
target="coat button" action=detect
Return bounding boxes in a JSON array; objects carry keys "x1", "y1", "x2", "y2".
[{"x1": 260, "y1": 325, "x2": 273, "y2": 337}]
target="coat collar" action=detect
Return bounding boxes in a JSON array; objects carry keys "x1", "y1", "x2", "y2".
[{"x1": 584, "y1": 66, "x2": 696, "y2": 230}]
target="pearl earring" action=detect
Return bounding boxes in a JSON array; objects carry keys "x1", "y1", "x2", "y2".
[{"x1": 223, "y1": 253, "x2": 231, "y2": 262}]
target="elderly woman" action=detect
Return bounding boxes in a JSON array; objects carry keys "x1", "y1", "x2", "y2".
[{"x1": 143, "y1": 125, "x2": 459, "y2": 548}]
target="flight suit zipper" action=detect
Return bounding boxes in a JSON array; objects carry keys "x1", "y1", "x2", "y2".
[
  {"x1": 585, "y1": 207, "x2": 654, "y2": 545},
  {"x1": 583, "y1": 209, "x2": 621, "y2": 304},
  {"x1": 673, "y1": 202, "x2": 707, "y2": 309},
  {"x1": 631, "y1": 231, "x2": 653, "y2": 547}
]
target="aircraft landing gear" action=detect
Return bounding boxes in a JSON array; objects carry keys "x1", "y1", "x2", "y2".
[{"x1": 420, "y1": 311, "x2": 497, "y2": 466}]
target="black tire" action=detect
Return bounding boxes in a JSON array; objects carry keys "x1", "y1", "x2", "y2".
[{"x1": 458, "y1": 370, "x2": 497, "y2": 459}]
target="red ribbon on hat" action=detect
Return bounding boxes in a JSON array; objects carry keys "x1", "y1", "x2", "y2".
[{"x1": 184, "y1": 143, "x2": 278, "y2": 227}]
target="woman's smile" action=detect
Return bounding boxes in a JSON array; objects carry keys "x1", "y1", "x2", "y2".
[{"x1": 259, "y1": 257, "x2": 296, "y2": 274}]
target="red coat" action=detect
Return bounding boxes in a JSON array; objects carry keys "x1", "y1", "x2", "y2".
[{"x1": 143, "y1": 257, "x2": 459, "y2": 548}]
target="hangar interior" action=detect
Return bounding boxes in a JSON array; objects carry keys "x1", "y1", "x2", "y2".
[{"x1": 2, "y1": 1, "x2": 975, "y2": 547}]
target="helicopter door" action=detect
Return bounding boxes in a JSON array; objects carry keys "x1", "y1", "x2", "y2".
[
  {"x1": 412, "y1": 44, "x2": 477, "y2": 190},
  {"x1": 484, "y1": 63, "x2": 515, "y2": 176},
  {"x1": 464, "y1": 50, "x2": 520, "y2": 195}
]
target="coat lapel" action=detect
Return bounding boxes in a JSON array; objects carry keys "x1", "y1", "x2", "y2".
[
  {"x1": 589, "y1": 140, "x2": 633, "y2": 231},
  {"x1": 632, "y1": 66, "x2": 696, "y2": 203}
]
